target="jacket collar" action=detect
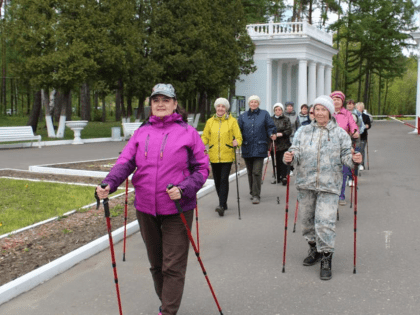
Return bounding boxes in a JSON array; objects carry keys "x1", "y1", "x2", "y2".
[
  {"x1": 248, "y1": 107, "x2": 260, "y2": 115},
  {"x1": 150, "y1": 113, "x2": 183, "y2": 127}
]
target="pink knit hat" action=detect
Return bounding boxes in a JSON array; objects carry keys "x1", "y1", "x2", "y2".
[{"x1": 329, "y1": 91, "x2": 345, "y2": 103}]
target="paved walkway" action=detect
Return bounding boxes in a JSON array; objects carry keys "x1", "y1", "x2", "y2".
[{"x1": 0, "y1": 121, "x2": 419, "y2": 315}]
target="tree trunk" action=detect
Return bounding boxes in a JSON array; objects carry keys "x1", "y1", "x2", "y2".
[
  {"x1": 357, "y1": 55, "x2": 363, "y2": 101},
  {"x1": 384, "y1": 78, "x2": 389, "y2": 114},
  {"x1": 42, "y1": 89, "x2": 56, "y2": 138},
  {"x1": 66, "y1": 91, "x2": 72, "y2": 120},
  {"x1": 27, "y1": 90, "x2": 42, "y2": 133},
  {"x1": 80, "y1": 83, "x2": 91, "y2": 121},
  {"x1": 56, "y1": 90, "x2": 70, "y2": 138},
  {"x1": 115, "y1": 87, "x2": 122, "y2": 122},
  {"x1": 53, "y1": 91, "x2": 62, "y2": 123},
  {"x1": 377, "y1": 73, "x2": 382, "y2": 115},
  {"x1": 308, "y1": 0, "x2": 313, "y2": 24},
  {"x1": 127, "y1": 90, "x2": 133, "y2": 118},
  {"x1": 137, "y1": 92, "x2": 146, "y2": 120},
  {"x1": 363, "y1": 68, "x2": 370, "y2": 109},
  {"x1": 101, "y1": 92, "x2": 107, "y2": 122},
  {"x1": 26, "y1": 83, "x2": 31, "y2": 114}
]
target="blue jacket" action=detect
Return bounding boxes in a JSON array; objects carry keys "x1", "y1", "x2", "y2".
[{"x1": 238, "y1": 108, "x2": 277, "y2": 158}]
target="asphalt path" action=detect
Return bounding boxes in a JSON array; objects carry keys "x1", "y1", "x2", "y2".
[{"x1": 0, "y1": 121, "x2": 419, "y2": 314}]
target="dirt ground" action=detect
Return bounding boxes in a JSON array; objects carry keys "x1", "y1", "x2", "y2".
[{"x1": 0, "y1": 156, "x2": 246, "y2": 287}]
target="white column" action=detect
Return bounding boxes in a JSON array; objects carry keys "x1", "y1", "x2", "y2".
[
  {"x1": 286, "y1": 63, "x2": 292, "y2": 102},
  {"x1": 324, "y1": 66, "x2": 332, "y2": 96},
  {"x1": 266, "y1": 59, "x2": 273, "y2": 113},
  {"x1": 298, "y1": 59, "x2": 308, "y2": 106},
  {"x1": 317, "y1": 64, "x2": 325, "y2": 97},
  {"x1": 308, "y1": 61, "x2": 317, "y2": 104},
  {"x1": 277, "y1": 61, "x2": 283, "y2": 103}
]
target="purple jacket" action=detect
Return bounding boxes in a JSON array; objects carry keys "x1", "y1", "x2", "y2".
[
  {"x1": 103, "y1": 113, "x2": 209, "y2": 216},
  {"x1": 333, "y1": 107, "x2": 359, "y2": 135}
]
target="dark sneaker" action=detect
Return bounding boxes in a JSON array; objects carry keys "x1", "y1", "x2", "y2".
[
  {"x1": 252, "y1": 197, "x2": 260, "y2": 204},
  {"x1": 215, "y1": 205, "x2": 225, "y2": 217},
  {"x1": 282, "y1": 178, "x2": 287, "y2": 186},
  {"x1": 320, "y1": 252, "x2": 333, "y2": 280},
  {"x1": 303, "y1": 243, "x2": 322, "y2": 266}
]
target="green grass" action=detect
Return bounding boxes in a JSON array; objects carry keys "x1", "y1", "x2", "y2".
[{"x1": 0, "y1": 178, "x2": 96, "y2": 235}]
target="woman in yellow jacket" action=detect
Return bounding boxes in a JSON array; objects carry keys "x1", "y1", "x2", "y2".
[{"x1": 201, "y1": 98, "x2": 243, "y2": 216}]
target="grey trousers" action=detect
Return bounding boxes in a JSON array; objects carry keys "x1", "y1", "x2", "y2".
[
  {"x1": 136, "y1": 210, "x2": 194, "y2": 315},
  {"x1": 298, "y1": 189, "x2": 339, "y2": 253},
  {"x1": 244, "y1": 157, "x2": 264, "y2": 198}
]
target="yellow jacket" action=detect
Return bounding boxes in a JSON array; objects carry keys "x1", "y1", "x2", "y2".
[{"x1": 201, "y1": 113, "x2": 243, "y2": 163}]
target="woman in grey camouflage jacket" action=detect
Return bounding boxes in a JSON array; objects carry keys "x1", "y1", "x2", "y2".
[{"x1": 284, "y1": 95, "x2": 362, "y2": 281}]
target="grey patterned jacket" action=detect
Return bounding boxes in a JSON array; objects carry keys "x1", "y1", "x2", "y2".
[{"x1": 286, "y1": 118, "x2": 354, "y2": 196}]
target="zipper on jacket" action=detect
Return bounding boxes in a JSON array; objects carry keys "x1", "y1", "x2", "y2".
[
  {"x1": 316, "y1": 128, "x2": 323, "y2": 188},
  {"x1": 160, "y1": 133, "x2": 169, "y2": 159},
  {"x1": 144, "y1": 134, "x2": 150, "y2": 158},
  {"x1": 218, "y1": 119, "x2": 222, "y2": 162}
]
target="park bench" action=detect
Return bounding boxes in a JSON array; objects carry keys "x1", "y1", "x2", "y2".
[
  {"x1": 0, "y1": 126, "x2": 42, "y2": 148},
  {"x1": 122, "y1": 122, "x2": 143, "y2": 140}
]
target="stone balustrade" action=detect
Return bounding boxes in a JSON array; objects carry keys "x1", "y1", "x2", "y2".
[{"x1": 247, "y1": 20, "x2": 333, "y2": 46}]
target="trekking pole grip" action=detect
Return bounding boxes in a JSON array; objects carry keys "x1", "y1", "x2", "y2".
[
  {"x1": 167, "y1": 184, "x2": 184, "y2": 214},
  {"x1": 99, "y1": 183, "x2": 110, "y2": 218}
]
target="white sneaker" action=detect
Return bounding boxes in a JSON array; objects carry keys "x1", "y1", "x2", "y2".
[
  {"x1": 290, "y1": 171, "x2": 294, "y2": 176},
  {"x1": 348, "y1": 180, "x2": 354, "y2": 187},
  {"x1": 358, "y1": 165, "x2": 364, "y2": 171}
]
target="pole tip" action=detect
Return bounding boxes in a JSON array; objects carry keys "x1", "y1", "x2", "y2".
[
  {"x1": 282, "y1": 267, "x2": 285, "y2": 273},
  {"x1": 353, "y1": 268, "x2": 356, "y2": 274}
]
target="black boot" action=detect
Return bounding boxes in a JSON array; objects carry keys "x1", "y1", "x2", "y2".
[
  {"x1": 215, "y1": 205, "x2": 225, "y2": 217},
  {"x1": 320, "y1": 252, "x2": 333, "y2": 280},
  {"x1": 303, "y1": 242, "x2": 322, "y2": 266}
]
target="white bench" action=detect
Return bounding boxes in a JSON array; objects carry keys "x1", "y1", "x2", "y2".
[
  {"x1": 0, "y1": 126, "x2": 42, "y2": 148},
  {"x1": 122, "y1": 122, "x2": 143, "y2": 140}
]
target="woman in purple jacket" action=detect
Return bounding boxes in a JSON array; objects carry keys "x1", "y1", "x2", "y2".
[{"x1": 96, "y1": 83, "x2": 209, "y2": 315}]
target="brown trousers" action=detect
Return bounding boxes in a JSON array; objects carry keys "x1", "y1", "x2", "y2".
[{"x1": 136, "y1": 209, "x2": 193, "y2": 315}]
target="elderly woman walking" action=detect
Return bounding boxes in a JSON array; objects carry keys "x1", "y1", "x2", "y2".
[
  {"x1": 270, "y1": 103, "x2": 292, "y2": 186},
  {"x1": 96, "y1": 83, "x2": 209, "y2": 315},
  {"x1": 238, "y1": 95, "x2": 277, "y2": 204},
  {"x1": 284, "y1": 95, "x2": 362, "y2": 280},
  {"x1": 201, "y1": 98, "x2": 243, "y2": 216},
  {"x1": 330, "y1": 91, "x2": 359, "y2": 206}
]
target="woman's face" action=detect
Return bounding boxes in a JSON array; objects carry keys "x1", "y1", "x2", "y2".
[
  {"x1": 332, "y1": 97, "x2": 343, "y2": 112},
  {"x1": 346, "y1": 102, "x2": 355, "y2": 111},
  {"x1": 249, "y1": 100, "x2": 260, "y2": 111},
  {"x1": 151, "y1": 95, "x2": 177, "y2": 118},
  {"x1": 309, "y1": 108, "x2": 315, "y2": 120},
  {"x1": 301, "y1": 107, "x2": 308, "y2": 115},
  {"x1": 314, "y1": 105, "x2": 330, "y2": 125},
  {"x1": 274, "y1": 107, "x2": 283, "y2": 116},
  {"x1": 216, "y1": 104, "x2": 227, "y2": 117}
]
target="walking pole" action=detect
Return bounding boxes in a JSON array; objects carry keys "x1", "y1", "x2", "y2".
[
  {"x1": 122, "y1": 178, "x2": 128, "y2": 261},
  {"x1": 353, "y1": 163, "x2": 359, "y2": 274},
  {"x1": 167, "y1": 184, "x2": 224, "y2": 315},
  {"x1": 227, "y1": 143, "x2": 241, "y2": 220},
  {"x1": 95, "y1": 184, "x2": 123, "y2": 315},
  {"x1": 292, "y1": 200, "x2": 299, "y2": 233},
  {"x1": 282, "y1": 164, "x2": 291, "y2": 273},
  {"x1": 272, "y1": 139, "x2": 280, "y2": 204},
  {"x1": 350, "y1": 171, "x2": 354, "y2": 209},
  {"x1": 195, "y1": 204, "x2": 200, "y2": 253},
  {"x1": 366, "y1": 139, "x2": 370, "y2": 170},
  {"x1": 262, "y1": 143, "x2": 273, "y2": 183}
]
